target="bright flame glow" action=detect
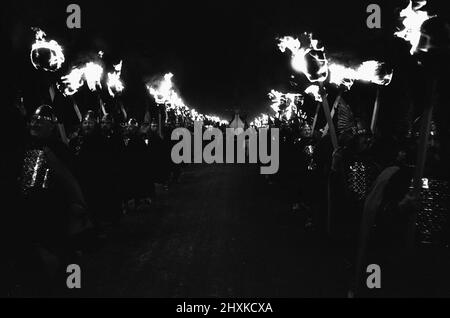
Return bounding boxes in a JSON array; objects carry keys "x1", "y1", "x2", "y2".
[
  {"x1": 30, "y1": 28, "x2": 65, "y2": 72},
  {"x1": 107, "y1": 61, "x2": 124, "y2": 97},
  {"x1": 328, "y1": 64, "x2": 356, "y2": 90},
  {"x1": 58, "y1": 61, "x2": 104, "y2": 96},
  {"x1": 329, "y1": 61, "x2": 393, "y2": 89},
  {"x1": 268, "y1": 90, "x2": 285, "y2": 113},
  {"x1": 59, "y1": 67, "x2": 85, "y2": 96},
  {"x1": 278, "y1": 34, "x2": 328, "y2": 82},
  {"x1": 395, "y1": 0, "x2": 434, "y2": 54},
  {"x1": 148, "y1": 73, "x2": 175, "y2": 105},
  {"x1": 83, "y1": 62, "x2": 104, "y2": 91},
  {"x1": 304, "y1": 85, "x2": 322, "y2": 102},
  {"x1": 357, "y1": 61, "x2": 393, "y2": 85},
  {"x1": 268, "y1": 89, "x2": 303, "y2": 120},
  {"x1": 146, "y1": 72, "x2": 229, "y2": 126}
]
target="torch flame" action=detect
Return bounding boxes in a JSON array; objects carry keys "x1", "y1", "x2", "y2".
[
  {"x1": 268, "y1": 90, "x2": 285, "y2": 113},
  {"x1": 148, "y1": 72, "x2": 175, "y2": 104},
  {"x1": 268, "y1": 90, "x2": 303, "y2": 120},
  {"x1": 395, "y1": 0, "x2": 434, "y2": 54},
  {"x1": 278, "y1": 36, "x2": 309, "y2": 76},
  {"x1": 58, "y1": 61, "x2": 104, "y2": 96},
  {"x1": 58, "y1": 67, "x2": 85, "y2": 96},
  {"x1": 146, "y1": 72, "x2": 229, "y2": 126},
  {"x1": 278, "y1": 33, "x2": 328, "y2": 83},
  {"x1": 83, "y1": 62, "x2": 104, "y2": 91},
  {"x1": 357, "y1": 61, "x2": 393, "y2": 85},
  {"x1": 329, "y1": 60, "x2": 393, "y2": 89},
  {"x1": 30, "y1": 28, "x2": 65, "y2": 72},
  {"x1": 107, "y1": 61, "x2": 124, "y2": 97},
  {"x1": 304, "y1": 85, "x2": 322, "y2": 102}
]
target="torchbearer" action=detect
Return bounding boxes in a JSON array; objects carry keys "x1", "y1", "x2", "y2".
[
  {"x1": 350, "y1": 2, "x2": 449, "y2": 297},
  {"x1": 394, "y1": 2, "x2": 450, "y2": 248},
  {"x1": 278, "y1": 33, "x2": 338, "y2": 149},
  {"x1": 19, "y1": 104, "x2": 90, "y2": 277}
]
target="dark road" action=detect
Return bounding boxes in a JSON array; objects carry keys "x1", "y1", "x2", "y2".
[{"x1": 75, "y1": 164, "x2": 350, "y2": 298}]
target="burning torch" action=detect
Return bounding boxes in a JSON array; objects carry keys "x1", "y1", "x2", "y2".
[
  {"x1": 279, "y1": 34, "x2": 338, "y2": 149},
  {"x1": 394, "y1": 0, "x2": 449, "y2": 248},
  {"x1": 327, "y1": 60, "x2": 393, "y2": 135}
]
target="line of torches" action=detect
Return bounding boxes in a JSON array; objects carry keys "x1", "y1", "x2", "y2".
[
  {"x1": 250, "y1": 0, "x2": 436, "y2": 138},
  {"x1": 30, "y1": 1, "x2": 440, "y2": 256},
  {"x1": 146, "y1": 72, "x2": 229, "y2": 127},
  {"x1": 251, "y1": 1, "x2": 441, "y2": 294},
  {"x1": 251, "y1": 34, "x2": 394, "y2": 141},
  {"x1": 30, "y1": 28, "x2": 228, "y2": 128}
]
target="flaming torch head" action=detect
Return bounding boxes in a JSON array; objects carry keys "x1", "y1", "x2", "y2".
[
  {"x1": 278, "y1": 34, "x2": 328, "y2": 83},
  {"x1": 328, "y1": 63, "x2": 356, "y2": 90},
  {"x1": 356, "y1": 61, "x2": 393, "y2": 86},
  {"x1": 305, "y1": 48, "x2": 329, "y2": 82},
  {"x1": 329, "y1": 60, "x2": 393, "y2": 89},
  {"x1": 30, "y1": 28, "x2": 65, "y2": 72},
  {"x1": 58, "y1": 67, "x2": 85, "y2": 96},
  {"x1": 304, "y1": 85, "x2": 322, "y2": 102},
  {"x1": 395, "y1": 1, "x2": 435, "y2": 55},
  {"x1": 268, "y1": 90, "x2": 285, "y2": 114},
  {"x1": 107, "y1": 61, "x2": 124, "y2": 97},
  {"x1": 148, "y1": 72, "x2": 174, "y2": 104},
  {"x1": 83, "y1": 62, "x2": 104, "y2": 92}
]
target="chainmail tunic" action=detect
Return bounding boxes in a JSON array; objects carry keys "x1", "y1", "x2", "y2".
[
  {"x1": 416, "y1": 179, "x2": 450, "y2": 246},
  {"x1": 20, "y1": 149, "x2": 51, "y2": 195},
  {"x1": 345, "y1": 160, "x2": 379, "y2": 203}
]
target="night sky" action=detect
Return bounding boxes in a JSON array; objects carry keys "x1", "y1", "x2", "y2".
[{"x1": 3, "y1": 0, "x2": 449, "y2": 124}]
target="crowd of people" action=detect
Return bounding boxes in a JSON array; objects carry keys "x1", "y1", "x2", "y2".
[
  {"x1": 259, "y1": 96, "x2": 449, "y2": 294},
  {"x1": 1, "y1": 99, "x2": 198, "y2": 296},
  {"x1": 1, "y1": 85, "x2": 449, "y2": 296}
]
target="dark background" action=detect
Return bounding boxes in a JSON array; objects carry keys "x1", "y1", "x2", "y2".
[{"x1": 2, "y1": 0, "x2": 449, "y2": 129}]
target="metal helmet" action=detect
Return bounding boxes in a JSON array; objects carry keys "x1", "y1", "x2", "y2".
[
  {"x1": 83, "y1": 110, "x2": 98, "y2": 123},
  {"x1": 33, "y1": 104, "x2": 57, "y2": 123},
  {"x1": 127, "y1": 118, "x2": 139, "y2": 128}
]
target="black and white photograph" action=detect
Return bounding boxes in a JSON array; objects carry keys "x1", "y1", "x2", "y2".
[{"x1": 1, "y1": 0, "x2": 450, "y2": 301}]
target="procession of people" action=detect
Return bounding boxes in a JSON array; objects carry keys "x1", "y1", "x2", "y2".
[{"x1": 2, "y1": 0, "x2": 450, "y2": 298}]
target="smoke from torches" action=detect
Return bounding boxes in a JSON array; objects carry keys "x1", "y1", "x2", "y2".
[
  {"x1": 30, "y1": 28, "x2": 65, "y2": 72},
  {"x1": 395, "y1": 0, "x2": 434, "y2": 55}
]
